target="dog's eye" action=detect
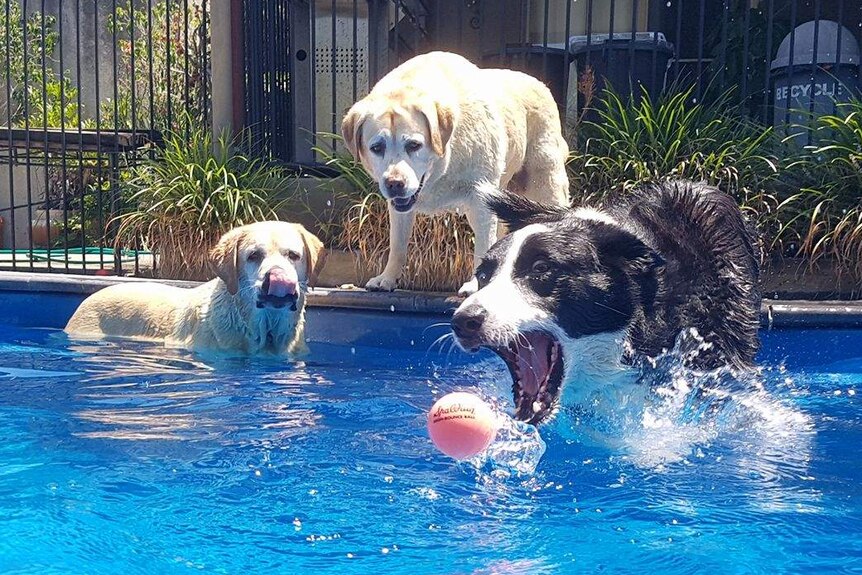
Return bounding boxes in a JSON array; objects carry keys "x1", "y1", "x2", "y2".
[
  {"x1": 405, "y1": 140, "x2": 422, "y2": 154},
  {"x1": 247, "y1": 250, "x2": 265, "y2": 263},
  {"x1": 531, "y1": 260, "x2": 551, "y2": 275},
  {"x1": 369, "y1": 142, "x2": 385, "y2": 155},
  {"x1": 286, "y1": 250, "x2": 301, "y2": 262}
]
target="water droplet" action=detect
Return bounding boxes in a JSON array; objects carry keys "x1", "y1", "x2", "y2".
[
  {"x1": 347, "y1": 553, "x2": 354, "y2": 558},
  {"x1": 254, "y1": 469, "x2": 261, "y2": 477},
  {"x1": 390, "y1": 305, "x2": 396, "y2": 312},
  {"x1": 350, "y1": 347, "x2": 356, "y2": 354},
  {"x1": 381, "y1": 547, "x2": 390, "y2": 554},
  {"x1": 848, "y1": 389, "x2": 856, "y2": 396},
  {"x1": 384, "y1": 476, "x2": 393, "y2": 483},
  {"x1": 326, "y1": 200, "x2": 332, "y2": 206},
  {"x1": 833, "y1": 389, "x2": 842, "y2": 396}
]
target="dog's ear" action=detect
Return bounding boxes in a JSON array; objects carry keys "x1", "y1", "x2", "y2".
[
  {"x1": 594, "y1": 224, "x2": 664, "y2": 308},
  {"x1": 341, "y1": 103, "x2": 368, "y2": 159},
  {"x1": 210, "y1": 228, "x2": 243, "y2": 295},
  {"x1": 421, "y1": 100, "x2": 456, "y2": 156},
  {"x1": 294, "y1": 224, "x2": 327, "y2": 288},
  {"x1": 477, "y1": 182, "x2": 569, "y2": 232}
]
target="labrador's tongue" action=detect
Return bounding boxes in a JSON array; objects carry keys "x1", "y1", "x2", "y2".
[
  {"x1": 267, "y1": 267, "x2": 297, "y2": 298},
  {"x1": 515, "y1": 332, "x2": 552, "y2": 396}
]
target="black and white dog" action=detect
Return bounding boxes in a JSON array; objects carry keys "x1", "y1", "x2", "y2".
[{"x1": 451, "y1": 181, "x2": 761, "y2": 426}]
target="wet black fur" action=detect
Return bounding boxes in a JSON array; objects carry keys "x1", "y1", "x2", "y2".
[{"x1": 483, "y1": 181, "x2": 761, "y2": 369}]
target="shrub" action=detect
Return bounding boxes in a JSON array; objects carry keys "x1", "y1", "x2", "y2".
[
  {"x1": 117, "y1": 124, "x2": 292, "y2": 280},
  {"x1": 783, "y1": 101, "x2": 862, "y2": 281},
  {"x1": 569, "y1": 84, "x2": 783, "y2": 244}
]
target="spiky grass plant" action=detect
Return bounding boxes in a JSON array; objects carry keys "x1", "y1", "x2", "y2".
[
  {"x1": 569, "y1": 85, "x2": 782, "y2": 232},
  {"x1": 117, "y1": 125, "x2": 292, "y2": 280},
  {"x1": 313, "y1": 137, "x2": 474, "y2": 292},
  {"x1": 783, "y1": 102, "x2": 862, "y2": 282}
]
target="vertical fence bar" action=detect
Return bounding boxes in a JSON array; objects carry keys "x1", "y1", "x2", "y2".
[
  {"x1": 40, "y1": 2, "x2": 52, "y2": 270},
  {"x1": 111, "y1": 0, "x2": 122, "y2": 274},
  {"x1": 806, "y1": 0, "x2": 821, "y2": 142},
  {"x1": 165, "y1": 0, "x2": 172, "y2": 131},
  {"x1": 695, "y1": 0, "x2": 705, "y2": 100},
  {"x1": 129, "y1": 0, "x2": 139, "y2": 275},
  {"x1": 835, "y1": 0, "x2": 845, "y2": 118},
  {"x1": 332, "y1": 0, "x2": 338, "y2": 146},
  {"x1": 4, "y1": 2, "x2": 16, "y2": 268},
  {"x1": 629, "y1": 0, "x2": 637, "y2": 98},
  {"x1": 719, "y1": 0, "x2": 729, "y2": 92},
  {"x1": 94, "y1": 0, "x2": 105, "y2": 271},
  {"x1": 184, "y1": 0, "x2": 190, "y2": 137},
  {"x1": 59, "y1": 0, "x2": 70, "y2": 272},
  {"x1": 352, "y1": 0, "x2": 358, "y2": 102},
  {"x1": 740, "y1": 0, "x2": 752, "y2": 105},
  {"x1": 147, "y1": 0, "x2": 155, "y2": 130},
  {"x1": 673, "y1": 0, "x2": 681, "y2": 85},
  {"x1": 541, "y1": 0, "x2": 549, "y2": 82},
  {"x1": 563, "y1": 0, "x2": 572, "y2": 127},
  {"x1": 22, "y1": 0, "x2": 34, "y2": 269},
  {"x1": 75, "y1": 0, "x2": 86, "y2": 274},
  {"x1": 585, "y1": 0, "x2": 594, "y2": 95},
  {"x1": 761, "y1": 0, "x2": 775, "y2": 119},
  {"x1": 784, "y1": 0, "x2": 798, "y2": 130}
]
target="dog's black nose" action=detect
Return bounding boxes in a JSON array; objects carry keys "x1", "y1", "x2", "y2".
[
  {"x1": 451, "y1": 305, "x2": 486, "y2": 339},
  {"x1": 384, "y1": 177, "x2": 406, "y2": 196}
]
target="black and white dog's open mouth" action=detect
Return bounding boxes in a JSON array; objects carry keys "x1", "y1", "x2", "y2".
[{"x1": 488, "y1": 331, "x2": 564, "y2": 425}]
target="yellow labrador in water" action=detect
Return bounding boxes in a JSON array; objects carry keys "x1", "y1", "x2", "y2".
[
  {"x1": 341, "y1": 51, "x2": 570, "y2": 295},
  {"x1": 65, "y1": 221, "x2": 326, "y2": 356}
]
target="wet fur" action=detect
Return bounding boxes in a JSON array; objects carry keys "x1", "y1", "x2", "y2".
[{"x1": 483, "y1": 180, "x2": 761, "y2": 370}]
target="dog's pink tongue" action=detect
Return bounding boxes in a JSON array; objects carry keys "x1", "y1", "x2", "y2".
[{"x1": 267, "y1": 267, "x2": 297, "y2": 298}]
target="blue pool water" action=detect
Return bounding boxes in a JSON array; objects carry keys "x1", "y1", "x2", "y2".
[{"x1": 0, "y1": 297, "x2": 861, "y2": 573}]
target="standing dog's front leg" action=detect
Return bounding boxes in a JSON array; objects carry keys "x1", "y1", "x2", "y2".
[
  {"x1": 460, "y1": 202, "x2": 499, "y2": 296},
  {"x1": 365, "y1": 205, "x2": 416, "y2": 292}
]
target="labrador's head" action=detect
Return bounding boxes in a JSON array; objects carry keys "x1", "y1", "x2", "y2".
[
  {"x1": 341, "y1": 93, "x2": 455, "y2": 213},
  {"x1": 209, "y1": 222, "x2": 327, "y2": 311}
]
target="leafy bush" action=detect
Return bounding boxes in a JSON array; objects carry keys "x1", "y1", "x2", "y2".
[
  {"x1": 782, "y1": 102, "x2": 862, "y2": 281},
  {"x1": 569, "y1": 85, "x2": 783, "y2": 244},
  {"x1": 117, "y1": 124, "x2": 292, "y2": 280}
]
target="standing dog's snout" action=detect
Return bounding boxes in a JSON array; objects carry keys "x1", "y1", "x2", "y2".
[
  {"x1": 451, "y1": 304, "x2": 486, "y2": 340},
  {"x1": 384, "y1": 176, "x2": 406, "y2": 197}
]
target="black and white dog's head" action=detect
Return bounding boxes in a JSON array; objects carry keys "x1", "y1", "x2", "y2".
[{"x1": 451, "y1": 191, "x2": 663, "y2": 425}]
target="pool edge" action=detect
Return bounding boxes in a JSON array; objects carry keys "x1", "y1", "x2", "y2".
[{"x1": 1, "y1": 271, "x2": 861, "y2": 328}]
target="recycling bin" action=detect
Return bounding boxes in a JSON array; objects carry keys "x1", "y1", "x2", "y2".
[{"x1": 771, "y1": 20, "x2": 861, "y2": 142}]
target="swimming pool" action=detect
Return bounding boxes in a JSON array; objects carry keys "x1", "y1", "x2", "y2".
[{"x1": 0, "y1": 285, "x2": 860, "y2": 574}]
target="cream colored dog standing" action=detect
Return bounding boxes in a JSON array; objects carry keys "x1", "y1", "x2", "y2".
[
  {"x1": 65, "y1": 221, "x2": 326, "y2": 356},
  {"x1": 341, "y1": 51, "x2": 570, "y2": 295}
]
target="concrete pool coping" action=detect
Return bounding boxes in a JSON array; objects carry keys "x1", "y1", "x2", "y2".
[{"x1": 1, "y1": 271, "x2": 862, "y2": 328}]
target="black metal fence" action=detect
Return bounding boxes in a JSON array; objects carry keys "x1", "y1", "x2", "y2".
[
  {"x1": 2, "y1": 0, "x2": 860, "y2": 277},
  {"x1": 241, "y1": 0, "x2": 862, "y2": 166},
  {"x1": 0, "y1": 0, "x2": 209, "y2": 275}
]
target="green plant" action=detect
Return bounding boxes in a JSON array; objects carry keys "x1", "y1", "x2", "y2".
[
  {"x1": 311, "y1": 135, "x2": 474, "y2": 292},
  {"x1": 569, "y1": 85, "x2": 782, "y2": 236},
  {"x1": 781, "y1": 101, "x2": 862, "y2": 281},
  {"x1": 116, "y1": 123, "x2": 293, "y2": 280},
  {"x1": 106, "y1": 1, "x2": 210, "y2": 132}
]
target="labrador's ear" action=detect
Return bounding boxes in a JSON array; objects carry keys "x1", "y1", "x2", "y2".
[
  {"x1": 209, "y1": 228, "x2": 243, "y2": 295},
  {"x1": 341, "y1": 103, "x2": 369, "y2": 159},
  {"x1": 294, "y1": 224, "x2": 327, "y2": 288},
  {"x1": 420, "y1": 99, "x2": 456, "y2": 156}
]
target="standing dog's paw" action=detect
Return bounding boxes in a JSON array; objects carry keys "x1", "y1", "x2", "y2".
[
  {"x1": 457, "y1": 277, "x2": 479, "y2": 296},
  {"x1": 365, "y1": 274, "x2": 398, "y2": 292}
]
